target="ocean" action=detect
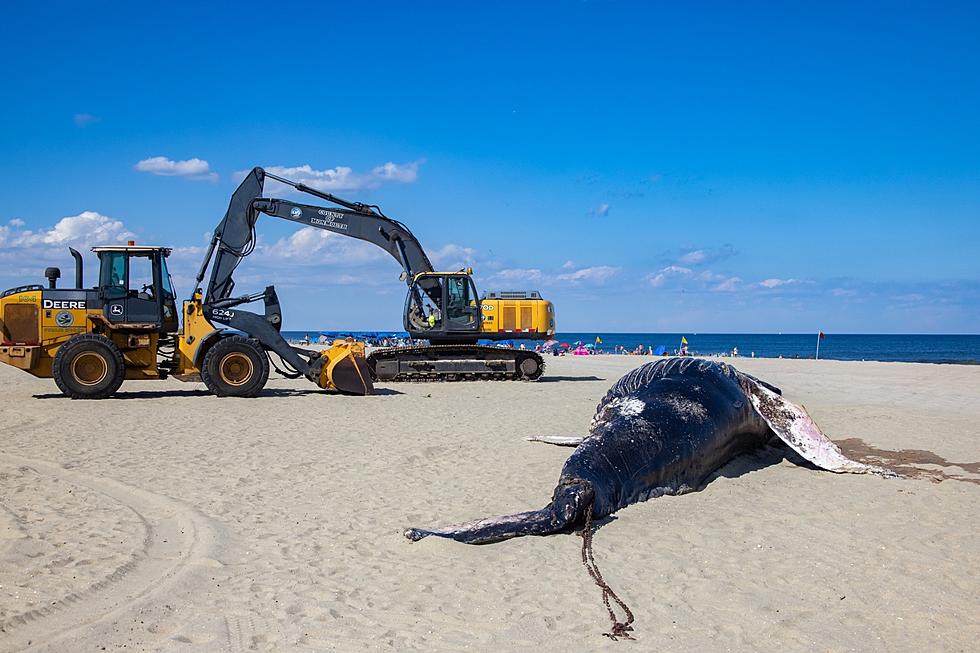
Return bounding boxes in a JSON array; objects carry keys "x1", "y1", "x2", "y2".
[{"x1": 281, "y1": 331, "x2": 980, "y2": 365}]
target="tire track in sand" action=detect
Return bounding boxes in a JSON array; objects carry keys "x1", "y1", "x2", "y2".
[{"x1": 0, "y1": 452, "x2": 223, "y2": 652}]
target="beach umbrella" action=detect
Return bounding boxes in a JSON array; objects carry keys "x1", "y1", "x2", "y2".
[
  {"x1": 584, "y1": 343, "x2": 595, "y2": 349},
  {"x1": 542, "y1": 339, "x2": 558, "y2": 348},
  {"x1": 654, "y1": 344, "x2": 667, "y2": 356},
  {"x1": 559, "y1": 342, "x2": 570, "y2": 348}
]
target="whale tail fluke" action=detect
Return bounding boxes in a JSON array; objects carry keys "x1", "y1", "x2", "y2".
[{"x1": 404, "y1": 481, "x2": 594, "y2": 545}]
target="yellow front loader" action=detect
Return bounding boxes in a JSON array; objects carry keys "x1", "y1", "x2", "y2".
[{"x1": 0, "y1": 245, "x2": 373, "y2": 399}]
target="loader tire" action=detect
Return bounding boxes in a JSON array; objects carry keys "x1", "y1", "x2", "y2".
[
  {"x1": 202, "y1": 336, "x2": 270, "y2": 398},
  {"x1": 53, "y1": 334, "x2": 126, "y2": 399}
]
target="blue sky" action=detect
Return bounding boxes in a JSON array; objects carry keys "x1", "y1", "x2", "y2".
[{"x1": 1, "y1": 1, "x2": 977, "y2": 333}]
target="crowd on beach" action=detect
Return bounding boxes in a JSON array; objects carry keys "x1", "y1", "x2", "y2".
[
  {"x1": 290, "y1": 333, "x2": 757, "y2": 359},
  {"x1": 534, "y1": 340, "x2": 751, "y2": 359}
]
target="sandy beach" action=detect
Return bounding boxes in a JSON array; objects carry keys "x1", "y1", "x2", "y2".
[{"x1": 0, "y1": 355, "x2": 977, "y2": 652}]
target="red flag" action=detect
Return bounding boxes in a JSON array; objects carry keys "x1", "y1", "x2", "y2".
[{"x1": 818, "y1": 331, "x2": 826, "y2": 339}]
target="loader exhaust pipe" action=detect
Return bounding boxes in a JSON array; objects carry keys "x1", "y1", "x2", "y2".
[{"x1": 69, "y1": 247, "x2": 84, "y2": 289}]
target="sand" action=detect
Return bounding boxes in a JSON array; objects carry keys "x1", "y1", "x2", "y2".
[{"x1": 0, "y1": 355, "x2": 977, "y2": 652}]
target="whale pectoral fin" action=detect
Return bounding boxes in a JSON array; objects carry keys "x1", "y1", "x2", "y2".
[
  {"x1": 405, "y1": 507, "x2": 569, "y2": 545},
  {"x1": 740, "y1": 372, "x2": 782, "y2": 395},
  {"x1": 526, "y1": 435, "x2": 588, "y2": 447},
  {"x1": 406, "y1": 482, "x2": 593, "y2": 545},
  {"x1": 742, "y1": 379, "x2": 896, "y2": 477}
]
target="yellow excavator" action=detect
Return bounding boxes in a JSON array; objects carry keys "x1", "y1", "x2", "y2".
[{"x1": 0, "y1": 167, "x2": 554, "y2": 398}]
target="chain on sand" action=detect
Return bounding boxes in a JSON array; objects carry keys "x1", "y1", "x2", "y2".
[{"x1": 579, "y1": 503, "x2": 636, "y2": 641}]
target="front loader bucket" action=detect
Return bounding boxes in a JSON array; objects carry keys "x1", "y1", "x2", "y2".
[{"x1": 319, "y1": 341, "x2": 374, "y2": 395}]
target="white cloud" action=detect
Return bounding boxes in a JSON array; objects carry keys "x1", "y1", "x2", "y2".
[
  {"x1": 135, "y1": 156, "x2": 218, "y2": 181},
  {"x1": 74, "y1": 113, "x2": 100, "y2": 128},
  {"x1": 675, "y1": 245, "x2": 736, "y2": 267},
  {"x1": 256, "y1": 160, "x2": 424, "y2": 194},
  {"x1": 257, "y1": 227, "x2": 384, "y2": 265},
  {"x1": 561, "y1": 260, "x2": 575, "y2": 269},
  {"x1": 759, "y1": 278, "x2": 799, "y2": 288},
  {"x1": 0, "y1": 211, "x2": 134, "y2": 248},
  {"x1": 712, "y1": 276, "x2": 742, "y2": 292},
  {"x1": 556, "y1": 265, "x2": 621, "y2": 283},
  {"x1": 646, "y1": 265, "x2": 692, "y2": 287},
  {"x1": 589, "y1": 202, "x2": 610, "y2": 218},
  {"x1": 371, "y1": 160, "x2": 421, "y2": 183},
  {"x1": 429, "y1": 243, "x2": 478, "y2": 270},
  {"x1": 679, "y1": 249, "x2": 706, "y2": 264},
  {"x1": 697, "y1": 270, "x2": 726, "y2": 282},
  {"x1": 489, "y1": 268, "x2": 543, "y2": 283},
  {"x1": 0, "y1": 212, "x2": 138, "y2": 288},
  {"x1": 892, "y1": 293, "x2": 925, "y2": 303}
]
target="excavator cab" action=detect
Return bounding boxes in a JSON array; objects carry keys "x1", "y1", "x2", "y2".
[
  {"x1": 93, "y1": 246, "x2": 179, "y2": 332},
  {"x1": 404, "y1": 272, "x2": 481, "y2": 342}
]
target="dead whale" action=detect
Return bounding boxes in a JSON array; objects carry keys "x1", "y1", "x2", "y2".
[{"x1": 405, "y1": 358, "x2": 891, "y2": 638}]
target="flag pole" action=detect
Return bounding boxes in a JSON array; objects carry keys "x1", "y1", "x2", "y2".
[{"x1": 815, "y1": 332, "x2": 821, "y2": 360}]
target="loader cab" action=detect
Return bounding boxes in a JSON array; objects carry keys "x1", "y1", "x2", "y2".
[
  {"x1": 404, "y1": 271, "x2": 481, "y2": 341},
  {"x1": 93, "y1": 246, "x2": 178, "y2": 332}
]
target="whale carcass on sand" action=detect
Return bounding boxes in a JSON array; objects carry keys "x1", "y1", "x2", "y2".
[{"x1": 405, "y1": 357, "x2": 892, "y2": 639}]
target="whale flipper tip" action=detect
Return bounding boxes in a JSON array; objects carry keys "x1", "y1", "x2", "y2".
[{"x1": 404, "y1": 528, "x2": 429, "y2": 542}]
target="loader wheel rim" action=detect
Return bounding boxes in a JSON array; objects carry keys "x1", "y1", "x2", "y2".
[
  {"x1": 219, "y1": 352, "x2": 254, "y2": 387},
  {"x1": 71, "y1": 352, "x2": 109, "y2": 386}
]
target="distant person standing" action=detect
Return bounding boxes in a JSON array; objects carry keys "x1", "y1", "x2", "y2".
[{"x1": 732, "y1": 346, "x2": 739, "y2": 357}]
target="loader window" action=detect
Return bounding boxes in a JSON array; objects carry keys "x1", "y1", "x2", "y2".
[
  {"x1": 159, "y1": 256, "x2": 175, "y2": 299},
  {"x1": 130, "y1": 255, "x2": 154, "y2": 299},
  {"x1": 99, "y1": 252, "x2": 127, "y2": 300}
]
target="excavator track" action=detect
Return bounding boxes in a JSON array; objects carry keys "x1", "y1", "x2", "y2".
[{"x1": 367, "y1": 344, "x2": 545, "y2": 382}]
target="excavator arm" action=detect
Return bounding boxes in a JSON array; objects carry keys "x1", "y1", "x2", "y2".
[
  {"x1": 198, "y1": 167, "x2": 434, "y2": 307},
  {"x1": 191, "y1": 166, "x2": 442, "y2": 394}
]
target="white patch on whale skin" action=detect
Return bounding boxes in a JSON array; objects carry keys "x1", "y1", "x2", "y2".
[
  {"x1": 660, "y1": 393, "x2": 709, "y2": 422},
  {"x1": 616, "y1": 398, "x2": 646, "y2": 416},
  {"x1": 589, "y1": 397, "x2": 646, "y2": 430}
]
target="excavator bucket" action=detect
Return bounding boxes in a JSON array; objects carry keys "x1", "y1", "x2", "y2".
[{"x1": 318, "y1": 340, "x2": 374, "y2": 395}]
